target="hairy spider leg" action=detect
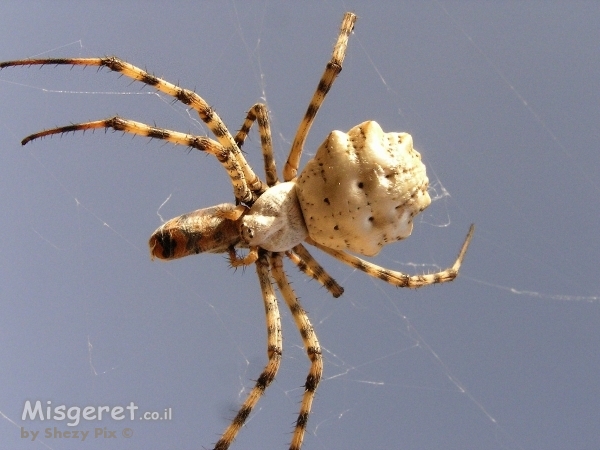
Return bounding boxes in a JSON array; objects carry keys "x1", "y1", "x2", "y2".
[
  {"x1": 20, "y1": 116, "x2": 250, "y2": 203},
  {"x1": 228, "y1": 246, "x2": 259, "y2": 267},
  {"x1": 230, "y1": 94, "x2": 338, "y2": 448},
  {"x1": 287, "y1": 244, "x2": 344, "y2": 298},
  {"x1": 284, "y1": 12, "x2": 357, "y2": 181},
  {"x1": 271, "y1": 253, "x2": 322, "y2": 450},
  {"x1": 214, "y1": 250, "x2": 282, "y2": 450},
  {"x1": 0, "y1": 56, "x2": 265, "y2": 203},
  {"x1": 308, "y1": 224, "x2": 475, "y2": 288},
  {"x1": 234, "y1": 103, "x2": 278, "y2": 187}
]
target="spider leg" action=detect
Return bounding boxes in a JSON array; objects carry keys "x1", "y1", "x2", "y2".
[
  {"x1": 271, "y1": 253, "x2": 322, "y2": 450},
  {"x1": 228, "y1": 246, "x2": 259, "y2": 267},
  {"x1": 235, "y1": 103, "x2": 278, "y2": 187},
  {"x1": 0, "y1": 56, "x2": 265, "y2": 202},
  {"x1": 283, "y1": 12, "x2": 357, "y2": 181},
  {"x1": 20, "y1": 116, "x2": 253, "y2": 204},
  {"x1": 215, "y1": 204, "x2": 247, "y2": 221},
  {"x1": 215, "y1": 250, "x2": 282, "y2": 450},
  {"x1": 287, "y1": 244, "x2": 344, "y2": 298},
  {"x1": 307, "y1": 224, "x2": 475, "y2": 288}
]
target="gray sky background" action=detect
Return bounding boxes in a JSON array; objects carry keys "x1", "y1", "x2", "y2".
[{"x1": 1, "y1": 2, "x2": 599, "y2": 449}]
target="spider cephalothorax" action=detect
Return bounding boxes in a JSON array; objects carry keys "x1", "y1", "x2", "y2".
[{"x1": 1, "y1": 12, "x2": 473, "y2": 450}]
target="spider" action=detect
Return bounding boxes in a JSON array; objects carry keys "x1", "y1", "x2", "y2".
[{"x1": 1, "y1": 12, "x2": 473, "y2": 450}]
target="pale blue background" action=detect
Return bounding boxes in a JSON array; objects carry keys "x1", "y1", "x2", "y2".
[{"x1": 1, "y1": 2, "x2": 599, "y2": 449}]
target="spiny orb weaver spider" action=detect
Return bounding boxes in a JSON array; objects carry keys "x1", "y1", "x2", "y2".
[{"x1": 1, "y1": 12, "x2": 474, "y2": 450}]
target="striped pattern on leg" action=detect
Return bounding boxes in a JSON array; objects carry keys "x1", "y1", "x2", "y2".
[
  {"x1": 271, "y1": 253, "x2": 322, "y2": 450},
  {"x1": 284, "y1": 12, "x2": 357, "y2": 180},
  {"x1": 287, "y1": 244, "x2": 344, "y2": 298},
  {"x1": 306, "y1": 224, "x2": 475, "y2": 288},
  {"x1": 0, "y1": 56, "x2": 265, "y2": 202},
  {"x1": 214, "y1": 251, "x2": 282, "y2": 450},
  {"x1": 20, "y1": 116, "x2": 251, "y2": 204},
  {"x1": 235, "y1": 103, "x2": 278, "y2": 188}
]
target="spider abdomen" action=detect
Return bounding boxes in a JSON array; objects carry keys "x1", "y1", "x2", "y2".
[
  {"x1": 149, "y1": 204, "x2": 241, "y2": 260},
  {"x1": 297, "y1": 121, "x2": 431, "y2": 257}
]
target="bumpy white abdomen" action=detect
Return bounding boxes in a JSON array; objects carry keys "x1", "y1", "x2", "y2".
[{"x1": 297, "y1": 121, "x2": 431, "y2": 256}]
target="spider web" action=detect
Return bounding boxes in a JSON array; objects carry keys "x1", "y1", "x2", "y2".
[{"x1": 1, "y1": 2, "x2": 599, "y2": 450}]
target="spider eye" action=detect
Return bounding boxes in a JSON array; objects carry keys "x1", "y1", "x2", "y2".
[{"x1": 241, "y1": 224, "x2": 254, "y2": 242}]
